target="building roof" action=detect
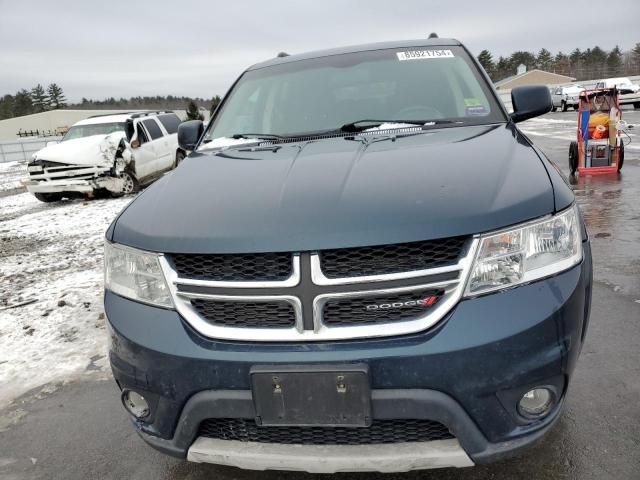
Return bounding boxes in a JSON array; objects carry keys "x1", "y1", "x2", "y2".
[
  {"x1": 249, "y1": 38, "x2": 462, "y2": 70},
  {"x1": 495, "y1": 69, "x2": 575, "y2": 89}
]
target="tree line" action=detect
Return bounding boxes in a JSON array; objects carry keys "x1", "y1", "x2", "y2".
[
  {"x1": 0, "y1": 83, "x2": 66, "y2": 120},
  {"x1": 0, "y1": 86, "x2": 222, "y2": 122},
  {"x1": 478, "y1": 42, "x2": 640, "y2": 82}
]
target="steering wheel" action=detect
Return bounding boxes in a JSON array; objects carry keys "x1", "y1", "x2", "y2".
[{"x1": 393, "y1": 105, "x2": 444, "y2": 121}]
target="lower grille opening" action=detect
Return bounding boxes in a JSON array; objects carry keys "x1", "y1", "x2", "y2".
[
  {"x1": 197, "y1": 418, "x2": 453, "y2": 445},
  {"x1": 190, "y1": 299, "x2": 296, "y2": 328},
  {"x1": 322, "y1": 289, "x2": 445, "y2": 326}
]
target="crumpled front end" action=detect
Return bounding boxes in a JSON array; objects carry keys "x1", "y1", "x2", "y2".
[{"x1": 23, "y1": 133, "x2": 133, "y2": 195}]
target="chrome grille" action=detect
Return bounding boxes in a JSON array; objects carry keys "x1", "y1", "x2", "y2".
[{"x1": 161, "y1": 237, "x2": 478, "y2": 342}]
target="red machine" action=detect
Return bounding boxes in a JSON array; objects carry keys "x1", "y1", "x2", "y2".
[{"x1": 569, "y1": 87, "x2": 624, "y2": 176}]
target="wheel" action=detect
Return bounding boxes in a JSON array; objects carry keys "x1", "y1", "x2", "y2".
[
  {"x1": 634, "y1": 102, "x2": 640, "y2": 110},
  {"x1": 34, "y1": 192, "x2": 63, "y2": 203},
  {"x1": 561, "y1": 101, "x2": 568, "y2": 112},
  {"x1": 174, "y1": 151, "x2": 185, "y2": 168},
  {"x1": 573, "y1": 105, "x2": 578, "y2": 111},
  {"x1": 618, "y1": 142, "x2": 624, "y2": 171},
  {"x1": 551, "y1": 105, "x2": 557, "y2": 112},
  {"x1": 569, "y1": 141, "x2": 578, "y2": 175},
  {"x1": 119, "y1": 171, "x2": 139, "y2": 195}
]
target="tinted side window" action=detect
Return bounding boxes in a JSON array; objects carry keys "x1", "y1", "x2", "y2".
[
  {"x1": 142, "y1": 119, "x2": 164, "y2": 140},
  {"x1": 158, "y1": 114, "x2": 181, "y2": 134}
]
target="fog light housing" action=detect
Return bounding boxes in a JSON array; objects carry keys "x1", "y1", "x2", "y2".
[
  {"x1": 518, "y1": 388, "x2": 554, "y2": 419},
  {"x1": 122, "y1": 390, "x2": 150, "y2": 419}
]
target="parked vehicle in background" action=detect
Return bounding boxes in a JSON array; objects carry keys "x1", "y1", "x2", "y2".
[
  {"x1": 23, "y1": 111, "x2": 185, "y2": 202},
  {"x1": 595, "y1": 78, "x2": 640, "y2": 109},
  {"x1": 551, "y1": 84, "x2": 584, "y2": 112},
  {"x1": 105, "y1": 37, "x2": 592, "y2": 473}
]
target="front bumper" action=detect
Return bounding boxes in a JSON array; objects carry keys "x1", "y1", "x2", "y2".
[
  {"x1": 619, "y1": 92, "x2": 640, "y2": 105},
  {"x1": 23, "y1": 169, "x2": 123, "y2": 194},
  {"x1": 106, "y1": 241, "x2": 592, "y2": 471}
]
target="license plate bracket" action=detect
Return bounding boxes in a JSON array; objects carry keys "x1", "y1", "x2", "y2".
[{"x1": 250, "y1": 364, "x2": 371, "y2": 427}]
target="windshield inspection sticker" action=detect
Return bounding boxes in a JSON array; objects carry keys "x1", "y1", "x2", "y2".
[{"x1": 396, "y1": 50, "x2": 454, "y2": 61}]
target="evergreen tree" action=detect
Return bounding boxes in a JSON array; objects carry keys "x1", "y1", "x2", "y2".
[
  {"x1": 509, "y1": 51, "x2": 536, "y2": 71},
  {"x1": 494, "y1": 56, "x2": 511, "y2": 81},
  {"x1": 0, "y1": 94, "x2": 14, "y2": 120},
  {"x1": 209, "y1": 95, "x2": 222, "y2": 116},
  {"x1": 606, "y1": 46, "x2": 623, "y2": 76},
  {"x1": 536, "y1": 48, "x2": 553, "y2": 71},
  {"x1": 47, "y1": 83, "x2": 67, "y2": 109},
  {"x1": 13, "y1": 89, "x2": 34, "y2": 116},
  {"x1": 477, "y1": 50, "x2": 495, "y2": 77},
  {"x1": 632, "y1": 42, "x2": 640, "y2": 61},
  {"x1": 186, "y1": 100, "x2": 204, "y2": 121},
  {"x1": 30, "y1": 84, "x2": 49, "y2": 112},
  {"x1": 553, "y1": 52, "x2": 571, "y2": 76}
]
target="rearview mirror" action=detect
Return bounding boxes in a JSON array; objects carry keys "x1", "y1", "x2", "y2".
[
  {"x1": 510, "y1": 85, "x2": 553, "y2": 123},
  {"x1": 178, "y1": 120, "x2": 204, "y2": 151}
]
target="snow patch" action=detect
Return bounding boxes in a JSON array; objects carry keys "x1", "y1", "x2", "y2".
[
  {"x1": 0, "y1": 161, "x2": 26, "y2": 194},
  {"x1": 0, "y1": 193, "x2": 132, "y2": 408}
]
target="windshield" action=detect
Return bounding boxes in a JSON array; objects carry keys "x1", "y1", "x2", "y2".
[
  {"x1": 62, "y1": 122, "x2": 125, "y2": 141},
  {"x1": 205, "y1": 46, "x2": 504, "y2": 142}
]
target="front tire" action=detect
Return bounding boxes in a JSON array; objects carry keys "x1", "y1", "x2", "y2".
[
  {"x1": 618, "y1": 142, "x2": 624, "y2": 171},
  {"x1": 551, "y1": 105, "x2": 557, "y2": 112},
  {"x1": 561, "y1": 101, "x2": 568, "y2": 112},
  {"x1": 34, "y1": 192, "x2": 64, "y2": 203},
  {"x1": 569, "y1": 141, "x2": 578, "y2": 175},
  {"x1": 634, "y1": 102, "x2": 640, "y2": 110},
  {"x1": 114, "y1": 171, "x2": 139, "y2": 196},
  {"x1": 174, "y1": 151, "x2": 185, "y2": 169}
]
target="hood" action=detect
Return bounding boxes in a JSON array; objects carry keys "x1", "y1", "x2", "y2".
[
  {"x1": 111, "y1": 124, "x2": 555, "y2": 253},
  {"x1": 34, "y1": 132, "x2": 126, "y2": 166}
]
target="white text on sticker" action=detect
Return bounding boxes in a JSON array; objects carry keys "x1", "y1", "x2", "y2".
[{"x1": 397, "y1": 50, "x2": 454, "y2": 61}]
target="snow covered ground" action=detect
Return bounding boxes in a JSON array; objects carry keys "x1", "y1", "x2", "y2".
[
  {"x1": 0, "y1": 192, "x2": 132, "y2": 408},
  {"x1": 0, "y1": 161, "x2": 26, "y2": 195}
]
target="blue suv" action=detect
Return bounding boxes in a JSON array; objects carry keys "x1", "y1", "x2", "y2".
[{"x1": 104, "y1": 37, "x2": 592, "y2": 473}]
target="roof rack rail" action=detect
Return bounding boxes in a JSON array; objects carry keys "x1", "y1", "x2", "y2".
[
  {"x1": 87, "y1": 111, "x2": 140, "y2": 119},
  {"x1": 130, "y1": 110, "x2": 175, "y2": 119}
]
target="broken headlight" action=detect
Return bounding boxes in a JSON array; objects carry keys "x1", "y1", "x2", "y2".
[
  {"x1": 465, "y1": 205, "x2": 582, "y2": 296},
  {"x1": 104, "y1": 242, "x2": 173, "y2": 308}
]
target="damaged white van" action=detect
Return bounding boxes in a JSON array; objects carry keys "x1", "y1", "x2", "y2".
[{"x1": 24, "y1": 111, "x2": 185, "y2": 202}]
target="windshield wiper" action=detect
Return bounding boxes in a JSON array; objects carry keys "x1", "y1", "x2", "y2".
[
  {"x1": 230, "y1": 133, "x2": 285, "y2": 140},
  {"x1": 338, "y1": 119, "x2": 455, "y2": 133}
]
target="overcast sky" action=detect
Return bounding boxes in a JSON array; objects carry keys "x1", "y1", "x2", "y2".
[{"x1": 1, "y1": 0, "x2": 638, "y2": 102}]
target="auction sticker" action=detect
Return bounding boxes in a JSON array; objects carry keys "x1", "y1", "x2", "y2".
[{"x1": 396, "y1": 50, "x2": 454, "y2": 61}]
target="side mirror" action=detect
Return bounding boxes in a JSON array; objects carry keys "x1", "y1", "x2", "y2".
[
  {"x1": 178, "y1": 120, "x2": 204, "y2": 151},
  {"x1": 510, "y1": 85, "x2": 553, "y2": 123},
  {"x1": 130, "y1": 139, "x2": 140, "y2": 148}
]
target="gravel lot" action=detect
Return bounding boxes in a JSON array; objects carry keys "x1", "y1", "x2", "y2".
[{"x1": 0, "y1": 110, "x2": 639, "y2": 479}]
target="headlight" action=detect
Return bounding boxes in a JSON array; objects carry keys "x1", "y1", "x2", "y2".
[
  {"x1": 104, "y1": 242, "x2": 173, "y2": 308},
  {"x1": 465, "y1": 205, "x2": 582, "y2": 296}
]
